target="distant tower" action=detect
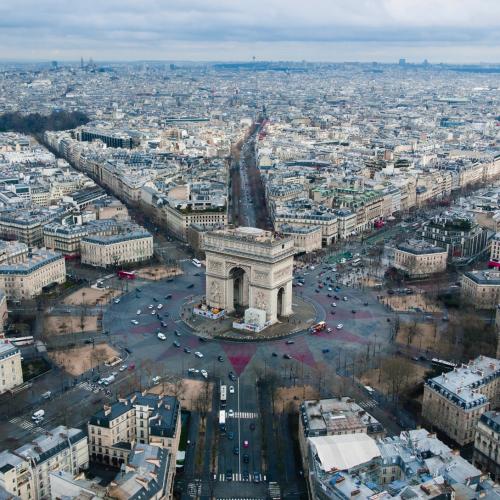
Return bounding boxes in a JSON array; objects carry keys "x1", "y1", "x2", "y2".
[
  {"x1": 399, "y1": 58, "x2": 407, "y2": 66},
  {"x1": 80, "y1": 57, "x2": 84, "y2": 69}
]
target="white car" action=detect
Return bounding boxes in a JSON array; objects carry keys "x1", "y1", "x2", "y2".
[
  {"x1": 131, "y1": 319, "x2": 139, "y2": 325},
  {"x1": 327, "y1": 327, "x2": 332, "y2": 333},
  {"x1": 336, "y1": 324, "x2": 343, "y2": 330},
  {"x1": 148, "y1": 304, "x2": 154, "y2": 309},
  {"x1": 119, "y1": 365, "x2": 127, "y2": 372},
  {"x1": 188, "y1": 368, "x2": 199, "y2": 374},
  {"x1": 229, "y1": 385, "x2": 235, "y2": 394},
  {"x1": 136, "y1": 310, "x2": 141, "y2": 315},
  {"x1": 151, "y1": 310, "x2": 156, "y2": 315},
  {"x1": 114, "y1": 298, "x2": 121, "y2": 304},
  {"x1": 157, "y1": 332, "x2": 166, "y2": 340},
  {"x1": 228, "y1": 409, "x2": 235, "y2": 418},
  {"x1": 157, "y1": 304, "x2": 163, "y2": 309},
  {"x1": 328, "y1": 287, "x2": 332, "y2": 291},
  {"x1": 343, "y1": 296, "x2": 348, "y2": 301},
  {"x1": 331, "y1": 303, "x2": 336, "y2": 307},
  {"x1": 194, "y1": 351, "x2": 204, "y2": 358},
  {"x1": 201, "y1": 369, "x2": 208, "y2": 379},
  {"x1": 152, "y1": 376, "x2": 161, "y2": 385}
]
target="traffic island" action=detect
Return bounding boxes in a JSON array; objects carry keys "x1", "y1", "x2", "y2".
[{"x1": 180, "y1": 295, "x2": 321, "y2": 341}]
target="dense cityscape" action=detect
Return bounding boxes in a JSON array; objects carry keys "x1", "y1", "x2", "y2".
[{"x1": 0, "y1": 4, "x2": 500, "y2": 500}]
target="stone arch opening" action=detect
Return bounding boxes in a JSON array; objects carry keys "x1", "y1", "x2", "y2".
[
  {"x1": 277, "y1": 286, "x2": 285, "y2": 318},
  {"x1": 229, "y1": 267, "x2": 247, "y2": 311}
]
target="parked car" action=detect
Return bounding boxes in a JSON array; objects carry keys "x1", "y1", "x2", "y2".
[{"x1": 157, "y1": 332, "x2": 166, "y2": 340}]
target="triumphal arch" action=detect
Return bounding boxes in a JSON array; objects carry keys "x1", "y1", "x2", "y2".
[{"x1": 204, "y1": 227, "x2": 295, "y2": 324}]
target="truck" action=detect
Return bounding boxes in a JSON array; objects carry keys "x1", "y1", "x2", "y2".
[{"x1": 101, "y1": 375, "x2": 116, "y2": 386}]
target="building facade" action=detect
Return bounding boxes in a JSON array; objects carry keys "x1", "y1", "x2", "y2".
[
  {"x1": 422, "y1": 356, "x2": 500, "y2": 446},
  {"x1": 0, "y1": 341, "x2": 23, "y2": 394},
  {"x1": 0, "y1": 249, "x2": 66, "y2": 301},
  {"x1": 473, "y1": 411, "x2": 500, "y2": 481},
  {"x1": 393, "y1": 240, "x2": 448, "y2": 278},
  {"x1": 461, "y1": 270, "x2": 500, "y2": 309}
]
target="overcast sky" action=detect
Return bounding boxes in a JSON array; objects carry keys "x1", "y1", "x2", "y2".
[{"x1": 2, "y1": 0, "x2": 500, "y2": 63}]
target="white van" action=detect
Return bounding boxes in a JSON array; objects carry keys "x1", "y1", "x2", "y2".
[{"x1": 32, "y1": 410, "x2": 45, "y2": 421}]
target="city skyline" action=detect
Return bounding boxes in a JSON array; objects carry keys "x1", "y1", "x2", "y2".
[{"x1": 1, "y1": 0, "x2": 500, "y2": 63}]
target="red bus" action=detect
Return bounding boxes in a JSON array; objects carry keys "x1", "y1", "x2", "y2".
[
  {"x1": 489, "y1": 260, "x2": 500, "y2": 269},
  {"x1": 118, "y1": 270, "x2": 136, "y2": 280},
  {"x1": 311, "y1": 321, "x2": 326, "y2": 333}
]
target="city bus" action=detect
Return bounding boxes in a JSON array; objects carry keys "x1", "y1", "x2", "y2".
[
  {"x1": 117, "y1": 270, "x2": 136, "y2": 280},
  {"x1": 219, "y1": 410, "x2": 226, "y2": 431},
  {"x1": 311, "y1": 321, "x2": 326, "y2": 334},
  {"x1": 9, "y1": 336, "x2": 34, "y2": 347},
  {"x1": 431, "y1": 358, "x2": 456, "y2": 372},
  {"x1": 192, "y1": 258, "x2": 201, "y2": 268},
  {"x1": 220, "y1": 385, "x2": 227, "y2": 407}
]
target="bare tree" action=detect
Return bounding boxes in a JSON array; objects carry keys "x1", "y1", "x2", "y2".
[{"x1": 380, "y1": 356, "x2": 416, "y2": 403}]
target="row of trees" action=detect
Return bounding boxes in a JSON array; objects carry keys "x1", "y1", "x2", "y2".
[{"x1": 0, "y1": 110, "x2": 89, "y2": 135}]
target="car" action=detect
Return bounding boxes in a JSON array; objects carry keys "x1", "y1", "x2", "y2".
[
  {"x1": 184, "y1": 347, "x2": 191, "y2": 353},
  {"x1": 328, "y1": 287, "x2": 333, "y2": 291},
  {"x1": 217, "y1": 355, "x2": 224, "y2": 362},
  {"x1": 152, "y1": 376, "x2": 161, "y2": 385},
  {"x1": 228, "y1": 372, "x2": 237, "y2": 381},
  {"x1": 364, "y1": 302, "x2": 369, "y2": 306},
  {"x1": 174, "y1": 330, "x2": 181, "y2": 336},
  {"x1": 249, "y1": 422, "x2": 256, "y2": 431},
  {"x1": 315, "y1": 289, "x2": 320, "y2": 293},
  {"x1": 119, "y1": 365, "x2": 127, "y2": 371},
  {"x1": 336, "y1": 324, "x2": 343, "y2": 330},
  {"x1": 165, "y1": 294, "x2": 172, "y2": 299},
  {"x1": 41, "y1": 390, "x2": 51, "y2": 399},
  {"x1": 229, "y1": 385, "x2": 235, "y2": 394},
  {"x1": 136, "y1": 287, "x2": 142, "y2": 292},
  {"x1": 151, "y1": 310, "x2": 156, "y2": 315},
  {"x1": 331, "y1": 311, "x2": 336, "y2": 315},
  {"x1": 201, "y1": 369, "x2": 208, "y2": 379},
  {"x1": 242, "y1": 469, "x2": 249, "y2": 480},
  {"x1": 157, "y1": 332, "x2": 166, "y2": 340},
  {"x1": 84, "y1": 339, "x2": 93, "y2": 344},
  {"x1": 283, "y1": 354, "x2": 292, "y2": 359},
  {"x1": 322, "y1": 348, "x2": 330, "y2": 353},
  {"x1": 228, "y1": 409, "x2": 235, "y2": 418},
  {"x1": 253, "y1": 472, "x2": 261, "y2": 483},
  {"x1": 128, "y1": 363, "x2": 135, "y2": 370},
  {"x1": 331, "y1": 303, "x2": 337, "y2": 307},
  {"x1": 161, "y1": 321, "x2": 167, "y2": 327},
  {"x1": 148, "y1": 304, "x2": 153, "y2": 309},
  {"x1": 131, "y1": 319, "x2": 139, "y2": 325},
  {"x1": 343, "y1": 296, "x2": 348, "y2": 301},
  {"x1": 113, "y1": 298, "x2": 120, "y2": 304},
  {"x1": 327, "y1": 327, "x2": 332, "y2": 333},
  {"x1": 233, "y1": 446, "x2": 240, "y2": 455},
  {"x1": 243, "y1": 440, "x2": 249, "y2": 448},
  {"x1": 188, "y1": 368, "x2": 199, "y2": 374},
  {"x1": 199, "y1": 337, "x2": 207, "y2": 342},
  {"x1": 227, "y1": 432, "x2": 234, "y2": 440},
  {"x1": 194, "y1": 351, "x2": 203, "y2": 358},
  {"x1": 173, "y1": 340, "x2": 180, "y2": 348},
  {"x1": 153, "y1": 297, "x2": 158, "y2": 302},
  {"x1": 111, "y1": 371, "x2": 118, "y2": 377},
  {"x1": 136, "y1": 310, "x2": 141, "y2": 315},
  {"x1": 327, "y1": 293, "x2": 332, "y2": 297},
  {"x1": 157, "y1": 304, "x2": 163, "y2": 309},
  {"x1": 352, "y1": 309, "x2": 356, "y2": 314},
  {"x1": 286, "y1": 340, "x2": 294, "y2": 344},
  {"x1": 225, "y1": 470, "x2": 233, "y2": 481},
  {"x1": 271, "y1": 352, "x2": 278, "y2": 357},
  {"x1": 187, "y1": 283, "x2": 194, "y2": 289}
]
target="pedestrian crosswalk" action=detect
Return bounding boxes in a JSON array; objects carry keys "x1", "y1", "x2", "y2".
[
  {"x1": 359, "y1": 399, "x2": 378, "y2": 409},
  {"x1": 77, "y1": 381, "x2": 96, "y2": 392},
  {"x1": 217, "y1": 473, "x2": 267, "y2": 482},
  {"x1": 10, "y1": 416, "x2": 45, "y2": 434},
  {"x1": 231, "y1": 411, "x2": 258, "y2": 419}
]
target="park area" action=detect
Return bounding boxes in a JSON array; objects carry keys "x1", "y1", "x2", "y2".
[
  {"x1": 149, "y1": 378, "x2": 212, "y2": 412},
  {"x1": 63, "y1": 287, "x2": 120, "y2": 306},
  {"x1": 383, "y1": 293, "x2": 441, "y2": 313},
  {"x1": 49, "y1": 343, "x2": 119, "y2": 376},
  {"x1": 44, "y1": 315, "x2": 99, "y2": 335}
]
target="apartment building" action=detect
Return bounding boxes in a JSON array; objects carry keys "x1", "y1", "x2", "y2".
[
  {"x1": 0, "y1": 426, "x2": 88, "y2": 500},
  {"x1": 88, "y1": 392, "x2": 180, "y2": 494},
  {"x1": 461, "y1": 270, "x2": 500, "y2": 309},
  {"x1": 490, "y1": 232, "x2": 500, "y2": 267},
  {"x1": 473, "y1": 411, "x2": 500, "y2": 480},
  {"x1": 420, "y1": 213, "x2": 488, "y2": 261},
  {"x1": 0, "y1": 249, "x2": 66, "y2": 301},
  {"x1": 393, "y1": 239, "x2": 448, "y2": 278},
  {"x1": 278, "y1": 224, "x2": 322, "y2": 254},
  {"x1": 0, "y1": 209, "x2": 62, "y2": 247},
  {"x1": 422, "y1": 356, "x2": 500, "y2": 446},
  {"x1": 0, "y1": 241, "x2": 28, "y2": 265},
  {"x1": 162, "y1": 204, "x2": 228, "y2": 242},
  {"x1": 0, "y1": 340, "x2": 23, "y2": 394},
  {"x1": 0, "y1": 291, "x2": 8, "y2": 336},
  {"x1": 80, "y1": 229, "x2": 153, "y2": 268}
]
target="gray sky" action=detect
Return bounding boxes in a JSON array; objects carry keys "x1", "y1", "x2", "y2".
[{"x1": 2, "y1": 0, "x2": 500, "y2": 62}]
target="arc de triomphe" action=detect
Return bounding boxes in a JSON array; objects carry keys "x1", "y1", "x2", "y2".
[{"x1": 203, "y1": 227, "x2": 295, "y2": 324}]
